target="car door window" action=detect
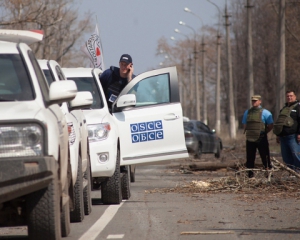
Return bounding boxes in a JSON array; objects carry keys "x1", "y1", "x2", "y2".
[
  {"x1": 127, "y1": 73, "x2": 170, "y2": 107},
  {"x1": 197, "y1": 122, "x2": 209, "y2": 133},
  {"x1": 183, "y1": 122, "x2": 193, "y2": 130},
  {"x1": 43, "y1": 69, "x2": 55, "y2": 86}
]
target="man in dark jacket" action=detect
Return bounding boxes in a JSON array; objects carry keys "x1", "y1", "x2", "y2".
[
  {"x1": 274, "y1": 90, "x2": 300, "y2": 171},
  {"x1": 100, "y1": 54, "x2": 135, "y2": 110}
]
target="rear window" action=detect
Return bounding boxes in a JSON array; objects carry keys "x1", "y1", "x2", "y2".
[
  {"x1": 0, "y1": 54, "x2": 34, "y2": 101},
  {"x1": 72, "y1": 77, "x2": 103, "y2": 109},
  {"x1": 43, "y1": 69, "x2": 55, "y2": 86},
  {"x1": 183, "y1": 122, "x2": 193, "y2": 130}
]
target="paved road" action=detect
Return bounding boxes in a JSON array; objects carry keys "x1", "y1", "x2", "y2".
[{"x1": 1, "y1": 159, "x2": 300, "y2": 239}]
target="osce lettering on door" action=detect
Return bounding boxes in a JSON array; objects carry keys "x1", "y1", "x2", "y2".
[{"x1": 130, "y1": 120, "x2": 164, "y2": 143}]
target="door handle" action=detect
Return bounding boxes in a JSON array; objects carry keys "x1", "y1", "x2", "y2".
[{"x1": 164, "y1": 113, "x2": 179, "y2": 121}]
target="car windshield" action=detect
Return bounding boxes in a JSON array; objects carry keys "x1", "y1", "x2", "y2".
[
  {"x1": 42, "y1": 69, "x2": 55, "y2": 86},
  {"x1": 0, "y1": 54, "x2": 34, "y2": 101},
  {"x1": 71, "y1": 77, "x2": 103, "y2": 109}
]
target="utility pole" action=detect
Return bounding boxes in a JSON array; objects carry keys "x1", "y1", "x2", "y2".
[
  {"x1": 181, "y1": 59, "x2": 187, "y2": 116},
  {"x1": 246, "y1": 0, "x2": 254, "y2": 108},
  {"x1": 207, "y1": 0, "x2": 222, "y2": 134},
  {"x1": 201, "y1": 37, "x2": 207, "y2": 124},
  {"x1": 215, "y1": 33, "x2": 221, "y2": 134},
  {"x1": 194, "y1": 41, "x2": 200, "y2": 120},
  {"x1": 188, "y1": 55, "x2": 194, "y2": 119},
  {"x1": 225, "y1": 3, "x2": 236, "y2": 139},
  {"x1": 276, "y1": 0, "x2": 286, "y2": 118}
]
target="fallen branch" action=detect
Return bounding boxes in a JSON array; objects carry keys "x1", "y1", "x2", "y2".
[{"x1": 271, "y1": 157, "x2": 300, "y2": 179}]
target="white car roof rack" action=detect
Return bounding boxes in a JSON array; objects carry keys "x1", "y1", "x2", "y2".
[{"x1": 0, "y1": 29, "x2": 43, "y2": 44}]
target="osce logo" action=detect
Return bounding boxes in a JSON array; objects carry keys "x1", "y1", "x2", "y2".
[{"x1": 130, "y1": 120, "x2": 164, "y2": 143}]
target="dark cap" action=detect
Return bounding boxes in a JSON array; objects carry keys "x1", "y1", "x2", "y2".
[
  {"x1": 119, "y1": 54, "x2": 132, "y2": 64},
  {"x1": 251, "y1": 95, "x2": 261, "y2": 101}
]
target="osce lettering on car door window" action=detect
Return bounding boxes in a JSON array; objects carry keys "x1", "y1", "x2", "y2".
[{"x1": 130, "y1": 120, "x2": 164, "y2": 143}]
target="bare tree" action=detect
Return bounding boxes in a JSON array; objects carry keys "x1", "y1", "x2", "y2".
[{"x1": 0, "y1": 0, "x2": 93, "y2": 67}]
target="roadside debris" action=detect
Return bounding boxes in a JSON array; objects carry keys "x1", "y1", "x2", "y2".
[{"x1": 145, "y1": 157, "x2": 300, "y2": 198}]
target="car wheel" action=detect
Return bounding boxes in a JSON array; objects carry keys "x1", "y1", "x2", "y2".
[
  {"x1": 121, "y1": 165, "x2": 131, "y2": 200},
  {"x1": 70, "y1": 155, "x2": 84, "y2": 222},
  {"x1": 129, "y1": 165, "x2": 136, "y2": 183},
  {"x1": 101, "y1": 149, "x2": 122, "y2": 204},
  {"x1": 83, "y1": 154, "x2": 92, "y2": 215},
  {"x1": 215, "y1": 143, "x2": 221, "y2": 158},
  {"x1": 194, "y1": 142, "x2": 202, "y2": 159},
  {"x1": 26, "y1": 173, "x2": 61, "y2": 239}
]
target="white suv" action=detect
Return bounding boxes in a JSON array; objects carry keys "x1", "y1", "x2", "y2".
[
  {"x1": 0, "y1": 30, "x2": 77, "y2": 239},
  {"x1": 38, "y1": 59, "x2": 93, "y2": 223},
  {"x1": 63, "y1": 67, "x2": 188, "y2": 205}
]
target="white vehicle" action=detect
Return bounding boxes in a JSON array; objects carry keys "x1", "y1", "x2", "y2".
[
  {"x1": 0, "y1": 30, "x2": 77, "y2": 239},
  {"x1": 38, "y1": 59, "x2": 93, "y2": 223},
  {"x1": 63, "y1": 67, "x2": 188, "y2": 205}
]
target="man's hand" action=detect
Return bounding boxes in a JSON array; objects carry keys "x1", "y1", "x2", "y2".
[
  {"x1": 127, "y1": 64, "x2": 134, "y2": 82},
  {"x1": 276, "y1": 137, "x2": 280, "y2": 144}
]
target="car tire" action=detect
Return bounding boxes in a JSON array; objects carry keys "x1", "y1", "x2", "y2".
[
  {"x1": 60, "y1": 181, "x2": 71, "y2": 237},
  {"x1": 129, "y1": 165, "x2": 136, "y2": 183},
  {"x1": 101, "y1": 149, "x2": 122, "y2": 204},
  {"x1": 194, "y1": 142, "x2": 202, "y2": 159},
  {"x1": 83, "y1": 154, "x2": 92, "y2": 215},
  {"x1": 215, "y1": 143, "x2": 221, "y2": 158},
  {"x1": 26, "y1": 173, "x2": 61, "y2": 240},
  {"x1": 70, "y1": 155, "x2": 85, "y2": 222},
  {"x1": 121, "y1": 165, "x2": 131, "y2": 200}
]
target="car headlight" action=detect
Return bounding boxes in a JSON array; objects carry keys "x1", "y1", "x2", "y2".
[
  {"x1": 0, "y1": 123, "x2": 44, "y2": 157},
  {"x1": 87, "y1": 123, "x2": 110, "y2": 142}
]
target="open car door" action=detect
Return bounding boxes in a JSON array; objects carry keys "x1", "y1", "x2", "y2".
[{"x1": 112, "y1": 66, "x2": 188, "y2": 166}]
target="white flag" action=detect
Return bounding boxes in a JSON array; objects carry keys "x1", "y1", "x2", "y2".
[{"x1": 81, "y1": 25, "x2": 104, "y2": 70}]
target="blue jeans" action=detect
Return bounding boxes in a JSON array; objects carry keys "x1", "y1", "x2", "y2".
[{"x1": 280, "y1": 134, "x2": 300, "y2": 170}]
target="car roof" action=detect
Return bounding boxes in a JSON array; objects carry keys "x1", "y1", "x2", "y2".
[
  {"x1": 62, "y1": 67, "x2": 102, "y2": 78},
  {"x1": 0, "y1": 41, "x2": 19, "y2": 53},
  {"x1": 0, "y1": 29, "x2": 43, "y2": 45},
  {"x1": 37, "y1": 59, "x2": 48, "y2": 69}
]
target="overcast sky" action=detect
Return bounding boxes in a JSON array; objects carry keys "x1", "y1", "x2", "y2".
[{"x1": 77, "y1": 0, "x2": 225, "y2": 74}]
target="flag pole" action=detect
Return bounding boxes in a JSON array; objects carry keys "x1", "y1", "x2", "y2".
[{"x1": 96, "y1": 15, "x2": 105, "y2": 70}]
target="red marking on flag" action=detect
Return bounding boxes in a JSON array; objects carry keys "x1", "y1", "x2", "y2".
[{"x1": 96, "y1": 47, "x2": 101, "y2": 56}]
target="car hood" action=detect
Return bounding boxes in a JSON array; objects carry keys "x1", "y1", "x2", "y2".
[
  {"x1": 82, "y1": 109, "x2": 107, "y2": 125},
  {"x1": 0, "y1": 101, "x2": 41, "y2": 120}
]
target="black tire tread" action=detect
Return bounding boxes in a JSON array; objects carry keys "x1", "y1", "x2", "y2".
[
  {"x1": 26, "y1": 175, "x2": 61, "y2": 240},
  {"x1": 83, "y1": 154, "x2": 92, "y2": 215},
  {"x1": 121, "y1": 166, "x2": 131, "y2": 200},
  {"x1": 194, "y1": 142, "x2": 202, "y2": 159},
  {"x1": 70, "y1": 155, "x2": 84, "y2": 222},
  {"x1": 215, "y1": 143, "x2": 221, "y2": 158},
  {"x1": 101, "y1": 149, "x2": 122, "y2": 204}
]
